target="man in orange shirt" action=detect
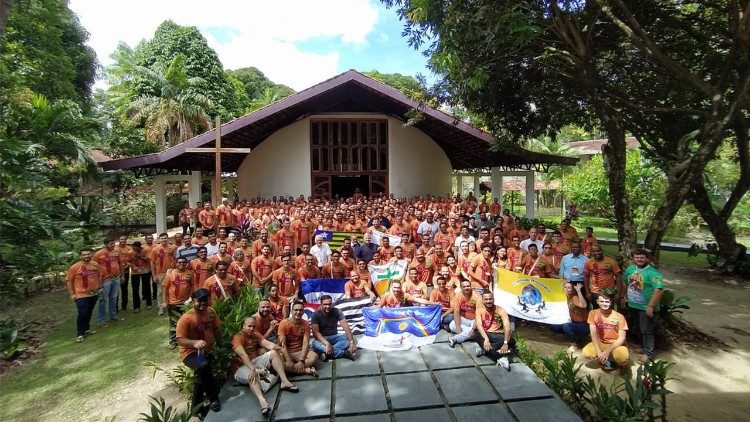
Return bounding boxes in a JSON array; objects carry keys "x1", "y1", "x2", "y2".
[
  {"x1": 150, "y1": 232, "x2": 175, "y2": 316},
  {"x1": 321, "y1": 250, "x2": 348, "y2": 279},
  {"x1": 271, "y1": 253, "x2": 300, "y2": 299},
  {"x1": 66, "y1": 248, "x2": 102, "y2": 342},
  {"x1": 210, "y1": 242, "x2": 232, "y2": 266},
  {"x1": 129, "y1": 241, "x2": 153, "y2": 311},
  {"x1": 252, "y1": 229, "x2": 276, "y2": 258},
  {"x1": 93, "y1": 238, "x2": 123, "y2": 327},
  {"x1": 473, "y1": 291, "x2": 514, "y2": 370},
  {"x1": 429, "y1": 276, "x2": 455, "y2": 328},
  {"x1": 581, "y1": 227, "x2": 599, "y2": 257},
  {"x1": 448, "y1": 280, "x2": 483, "y2": 347},
  {"x1": 377, "y1": 280, "x2": 435, "y2": 308},
  {"x1": 344, "y1": 270, "x2": 376, "y2": 300},
  {"x1": 469, "y1": 244, "x2": 493, "y2": 291},
  {"x1": 584, "y1": 245, "x2": 623, "y2": 304},
  {"x1": 162, "y1": 257, "x2": 195, "y2": 348},
  {"x1": 402, "y1": 268, "x2": 429, "y2": 300},
  {"x1": 506, "y1": 236, "x2": 527, "y2": 272},
  {"x1": 190, "y1": 246, "x2": 215, "y2": 288},
  {"x1": 278, "y1": 300, "x2": 318, "y2": 376},
  {"x1": 267, "y1": 285, "x2": 289, "y2": 322},
  {"x1": 298, "y1": 254, "x2": 322, "y2": 279},
  {"x1": 582, "y1": 294, "x2": 629, "y2": 369},
  {"x1": 115, "y1": 235, "x2": 133, "y2": 311},
  {"x1": 231, "y1": 316, "x2": 297, "y2": 416},
  {"x1": 275, "y1": 219, "x2": 298, "y2": 253},
  {"x1": 175, "y1": 288, "x2": 222, "y2": 417},
  {"x1": 192, "y1": 227, "x2": 208, "y2": 247},
  {"x1": 251, "y1": 244, "x2": 274, "y2": 294},
  {"x1": 216, "y1": 198, "x2": 233, "y2": 235},
  {"x1": 204, "y1": 261, "x2": 240, "y2": 304},
  {"x1": 291, "y1": 210, "x2": 314, "y2": 250},
  {"x1": 198, "y1": 203, "x2": 217, "y2": 236},
  {"x1": 520, "y1": 244, "x2": 554, "y2": 278}
]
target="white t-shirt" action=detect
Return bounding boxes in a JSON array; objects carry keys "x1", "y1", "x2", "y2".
[
  {"x1": 310, "y1": 243, "x2": 332, "y2": 268},
  {"x1": 453, "y1": 235, "x2": 476, "y2": 249},
  {"x1": 519, "y1": 238, "x2": 545, "y2": 252}
]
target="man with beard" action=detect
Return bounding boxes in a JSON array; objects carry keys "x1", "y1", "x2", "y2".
[
  {"x1": 93, "y1": 238, "x2": 123, "y2": 326},
  {"x1": 473, "y1": 291, "x2": 514, "y2": 370},
  {"x1": 584, "y1": 245, "x2": 622, "y2": 305},
  {"x1": 254, "y1": 299, "x2": 280, "y2": 343},
  {"x1": 448, "y1": 280, "x2": 483, "y2": 347},
  {"x1": 622, "y1": 249, "x2": 664, "y2": 364},
  {"x1": 66, "y1": 248, "x2": 102, "y2": 342},
  {"x1": 310, "y1": 295, "x2": 358, "y2": 361}
]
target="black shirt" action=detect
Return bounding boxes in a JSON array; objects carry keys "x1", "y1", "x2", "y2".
[{"x1": 311, "y1": 307, "x2": 344, "y2": 336}]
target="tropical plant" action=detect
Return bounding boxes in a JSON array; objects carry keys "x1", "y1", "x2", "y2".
[
  {"x1": 143, "y1": 361, "x2": 196, "y2": 396},
  {"x1": 138, "y1": 396, "x2": 197, "y2": 422},
  {"x1": 126, "y1": 54, "x2": 213, "y2": 147},
  {"x1": 0, "y1": 318, "x2": 27, "y2": 360},
  {"x1": 657, "y1": 289, "x2": 691, "y2": 326}
]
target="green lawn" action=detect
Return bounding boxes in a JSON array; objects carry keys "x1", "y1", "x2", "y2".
[
  {"x1": 599, "y1": 244, "x2": 708, "y2": 269},
  {"x1": 0, "y1": 292, "x2": 175, "y2": 422}
]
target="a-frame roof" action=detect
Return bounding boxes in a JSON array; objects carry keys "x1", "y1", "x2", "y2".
[{"x1": 100, "y1": 70, "x2": 577, "y2": 174}]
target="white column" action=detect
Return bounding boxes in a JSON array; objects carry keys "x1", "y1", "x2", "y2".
[
  {"x1": 455, "y1": 175, "x2": 463, "y2": 196},
  {"x1": 525, "y1": 171, "x2": 535, "y2": 218},
  {"x1": 188, "y1": 171, "x2": 201, "y2": 207},
  {"x1": 473, "y1": 174, "x2": 480, "y2": 198},
  {"x1": 154, "y1": 175, "x2": 167, "y2": 234},
  {"x1": 491, "y1": 167, "x2": 502, "y2": 205}
]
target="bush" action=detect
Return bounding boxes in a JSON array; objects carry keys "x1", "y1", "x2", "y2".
[{"x1": 109, "y1": 193, "x2": 156, "y2": 226}]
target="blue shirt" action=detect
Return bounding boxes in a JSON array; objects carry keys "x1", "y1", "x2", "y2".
[{"x1": 559, "y1": 253, "x2": 588, "y2": 282}]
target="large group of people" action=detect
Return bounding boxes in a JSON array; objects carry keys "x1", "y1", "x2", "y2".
[{"x1": 65, "y1": 192, "x2": 664, "y2": 418}]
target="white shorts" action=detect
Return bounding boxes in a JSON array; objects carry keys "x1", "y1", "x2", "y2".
[{"x1": 233, "y1": 351, "x2": 273, "y2": 384}]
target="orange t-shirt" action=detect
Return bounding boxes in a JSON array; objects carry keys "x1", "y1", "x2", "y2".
[
  {"x1": 192, "y1": 235, "x2": 207, "y2": 247},
  {"x1": 230, "y1": 330, "x2": 265, "y2": 372},
  {"x1": 229, "y1": 260, "x2": 251, "y2": 284},
  {"x1": 470, "y1": 255, "x2": 493, "y2": 288},
  {"x1": 278, "y1": 318, "x2": 309, "y2": 352},
  {"x1": 584, "y1": 257, "x2": 621, "y2": 293},
  {"x1": 587, "y1": 309, "x2": 627, "y2": 344},
  {"x1": 198, "y1": 209, "x2": 216, "y2": 227},
  {"x1": 321, "y1": 262, "x2": 347, "y2": 279},
  {"x1": 520, "y1": 255, "x2": 553, "y2": 278},
  {"x1": 298, "y1": 264, "x2": 322, "y2": 280},
  {"x1": 150, "y1": 244, "x2": 175, "y2": 276},
  {"x1": 176, "y1": 308, "x2": 221, "y2": 360},
  {"x1": 429, "y1": 288, "x2": 455, "y2": 312},
  {"x1": 93, "y1": 248, "x2": 121, "y2": 280},
  {"x1": 252, "y1": 240, "x2": 276, "y2": 258},
  {"x1": 568, "y1": 295, "x2": 589, "y2": 323},
  {"x1": 203, "y1": 275, "x2": 240, "y2": 303},
  {"x1": 581, "y1": 235, "x2": 599, "y2": 257},
  {"x1": 190, "y1": 259, "x2": 215, "y2": 286},
  {"x1": 254, "y1": 313, "x2": 274, "y2": 337},
  {"x1": 272, "y1": 267, "x2": 299, "y2": 297},
  {"x1": 268, "y1": 296, "x2": 288, "y2": 321},
  {"x1": 452, "y1": 292, "x2": 483, "y2": 320},
  {"x1": 275, "y1": 229, "x2": 297, "y2": 250},
  {"x1": 379, "y1": 292, "x2": 415, "y2": 308},
  {"x1": 251, "y1": 255, "x2": 274, "y2": 287},
  {"x1": 162, "y1": 269, "x2": 195, "y2": 305},
  {"x1": 506, "y1": 247, "x2": 526, "y2": 271},
  {"x1": 291, "y1": 219, "x2": 313, "y2": 246},
  {"x1": 402, "y1": 279, "x2": 428, "y2": 298},
  {"x1": 476, "y1": 305, "x2": 507, "y2": 333},
  {"x1": 345, "y1": 280, "x2": 368, "y2": 298},
  {"x1": 65, "y1": 261, "x2": 102, "y2": 298}
]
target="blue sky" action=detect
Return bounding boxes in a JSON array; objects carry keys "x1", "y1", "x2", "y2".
[{"x1": 69, "y1": 0, "x2": 434, "y2": 90}]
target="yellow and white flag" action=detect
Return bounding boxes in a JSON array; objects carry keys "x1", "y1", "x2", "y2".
[
  {"x1": 369, "y1": 259, "x2": 408, "y2": 296},
  {"x1": 370, "y1": 229, "x2": 402, "y2": 247},
  {"x1": 494, "y1": 268, "x2": 570, "y2": 324}
]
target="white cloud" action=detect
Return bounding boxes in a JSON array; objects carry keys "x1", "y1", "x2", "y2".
[{"x1": 69, "y1": 0, "x2": 379, "y2": 90}]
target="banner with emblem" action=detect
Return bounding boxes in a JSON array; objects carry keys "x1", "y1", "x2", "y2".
[
  {"x1": 358, "y1": 305, "x2": 442, "y2": 351},
  {"x1": 370, "y1": 229, "x2": 402, "y2": 247},
  {"x1": 314, "y1": 230, "x2": 361, "y2": 249},
  {"x1": 493, "y1": 268, "x2": 570, "y2": 325},
  {"x1": 368, "y1": 259, "x2": 408, "y2": 296}
]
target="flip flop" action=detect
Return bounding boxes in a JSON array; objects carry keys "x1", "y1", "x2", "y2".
[
  {"x1": 261, "y1": 405, "x2": 272, "y2": 416},
  {"x1": 281, "y1": 385, "x2": 299, "y2": 393},
  {"x1": 76, "y1": 335, "x2": 84, "y2": 343},
  {"x1": 308, "y1": 367, "x2": 319, "y2": 378}
]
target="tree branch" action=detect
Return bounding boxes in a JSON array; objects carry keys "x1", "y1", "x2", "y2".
[{"x1": 720, "y1": 116, "x2": 750, "y2": 219}]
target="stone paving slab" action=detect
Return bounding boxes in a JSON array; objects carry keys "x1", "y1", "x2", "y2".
[
  {"x1": 451, "y1": 403, "x2": 515, "y2": 421},
  {"x1": 508, "y1": 398, "x2": 581, "y2": 422},
  {"x1": 420, "y1": 343, "x2": 474, "y2": 370},
  {"x1": 206, "y1": 383, "x2": 277, "y2": 422},
  {"x1": 386, "y1": 372, "x2": 443, "y2": 409},
  {"x1": 480, "y1": 362, "x2": 554, "y2": 402},
  {"x1": 433, "y1": 329, "x2": 450, "y2": 343},
  {"x1": 273, "y1": 379, "x2": 331, "y2": 421},
  {"x1": 379, "y1": 347, "x2": 427, "y2": 373},
  {"x1": 334, "y1": 376, "x2": 388, "y2": 415},
  {"x1": 337, "y1": 414, "x2": 391, "y2": 422},
  {"x1": 336, "y1": 348, "x2": 380, "y2": 377},
  {"x1": 288, "y1": 360, "x2": 333, "y2": 380},
  {"x1": 394, "y1": 407, "x2": 452, "y2": 422},
  {"x1": 432, "y1": 368, "x2": 498, "y2": 405},
  {"x1": 461, "y1": 343, "x2": 495, "y2": 366}
]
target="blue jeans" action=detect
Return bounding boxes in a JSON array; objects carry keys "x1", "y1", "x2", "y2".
[
  {"x1": 311, "y1": 333, "x2": 350, "y2": 359},
  {"x1": 98, "y1": 277, "x2": 120, "y2": 323},
  {"x1": 549, "y1": 322, "x2": 589, "y2": 343}
]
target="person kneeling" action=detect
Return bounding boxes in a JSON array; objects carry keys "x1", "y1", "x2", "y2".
[
  {"x1": 278, "y1": 300, "x2": 319, "y2": 376},
  {"x1": 582, "y1": 294, "x2": 630, "y2": 370},
  {"x1": 232, "y1": 316, "x2": 299, "y2": 417},
  {"x1": 473, "y1": 292, "x2": 515, "y2": 371}
]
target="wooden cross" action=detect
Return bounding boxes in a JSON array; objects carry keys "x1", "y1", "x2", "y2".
[{"x1": 186, "y1": 116, "x2": 251, "y2": 206}]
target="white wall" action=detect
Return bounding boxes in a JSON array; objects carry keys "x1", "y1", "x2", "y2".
[
  {"x1": 236, "y1": 119, "x2": 311, "y2": 199},
  {"x1": 387, "y1": 116, "x2": 452, "y2": 197},
  {"x1": 236, "y1": 114, "x2": 452, "y2": 198}
]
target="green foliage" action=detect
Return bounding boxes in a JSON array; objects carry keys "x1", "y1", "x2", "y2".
[
  {"x1": 563, "y1": 151, "x2": 666, "y2": 230},
  {"x1": 540, "y1": 352, "x2": 591, "y2": 418},
  {"x1": 143, "y1": 362, "x2": 196, "y2": 396},
  {"x1": 657, "y1": 289, "x2": 691, "y2": 326},
  {"x1": 209, "y1": 285, "x2": 262, "y2": 382},
  {"x1": 700, "y1": 243, "x2": 750, "y2": 277},
  {"x1": 137, "y1": 20, "x2": 239, "y2": 118},
  {"x1": 138, "y1": 396, "x2": 197, "y2": 422},
  {"x1": 109, "y1": 193, "x2": 156, "y2": 227},
  {"x1": 0, "y1": 318, "x2": 27, "y2": 360},
  {"x1": 1, "y1": 0, "x2": 98, "y2": 107},
  {"x1": 364, "y1": 70, "x2": 434, "y2": 105},
  {"x1": 226, "y1": 67, "x2": 294, "y2": 107}
]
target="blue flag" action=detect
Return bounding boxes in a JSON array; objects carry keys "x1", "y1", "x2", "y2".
[{"x1": 362, "y1": 305, "x2": 442, "y2": 338}]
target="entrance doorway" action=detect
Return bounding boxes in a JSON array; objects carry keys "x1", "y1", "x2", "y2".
[{"x1": 332, "y1": 175, "x2": 369, "y2": 199}]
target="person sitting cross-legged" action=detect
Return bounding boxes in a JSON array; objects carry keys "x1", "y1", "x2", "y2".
[
  {"x1": 549, "y1": 281, "x2": 589, "y2": 353},
  {"x1": 278, "y1": 300, "x2": 319, "y2": 376},
  {"x1": 448, "y1": 279, "x2": 483, "y2": 347},
  {"x1": 231, "y1": 316, "x2": 299, "y2": 417},
  {"x1": 473, "y1": 291, "x2": 515, "y2": 371},
  {"x1": 311, "y1": 295, "x2": 358, "y2": 362},
  {"x1": 582, "y1": 294, "x2": 630, "y2": 370}
]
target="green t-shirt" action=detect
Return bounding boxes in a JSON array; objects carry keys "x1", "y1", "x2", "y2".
[{"x1": 623, "y1": 264, "x2": 664, "y2": 311}]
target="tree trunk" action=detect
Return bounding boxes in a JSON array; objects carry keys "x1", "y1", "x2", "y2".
[
  {"x1": 689, "y1": 180, "x2": 746, "y2": 266},
  {"x1": 600, "y1": 121, "x2": 637, "y2": 262}
]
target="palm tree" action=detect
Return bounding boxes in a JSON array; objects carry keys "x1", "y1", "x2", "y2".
[
  {"x1": 126, "y1": 53, "x2": 213, "y2": 147},
  {"x1": 246, "y1": 87, "x2": 285, "y2": 113}
]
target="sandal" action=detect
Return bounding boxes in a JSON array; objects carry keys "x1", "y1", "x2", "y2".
[
  {"x1": 281, "y1": 384, "x2": 299, "y2": 393},
  {"x1": 76, "y1": 335, "x2": 84, "y2": 343},
  {"x1": 261, "y1": 405, "x2": 272, "y2": 416},
  {"x1": 308, "y1": 367, "x2": 319, "y2": 378}
]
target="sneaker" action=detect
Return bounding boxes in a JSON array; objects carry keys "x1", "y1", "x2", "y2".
[
  {"x1": 604, "y1": 360, "x2": 614, "y2": 370},
  {"x1": 209, "y1": 400, "x2": 221, "y2": 412},
  {"x1": 448, "y1": 336, "x2": 456, "y2": 348},
  {"x1": 76, "y1": 335, "x2": 84, "y2": 343},
  {"x1": 475, "y1": 346, "x2": 484, "y2": 357},
  {"x1": 638, "y1": 355, "x2": 651, "y2": 365},
  {"x1": 343, "y1": 350, "x2": 356, "y2": 361},
  {"x1": 169, "y1": 342, "x2": 178, "y2": 350},
  {"x1": 319, "y1": 352, "x2": 328, "y2": 362},
  {"x1": 84, "y1": 330, "x2": 96, "y2": 335},
  {"x1": 497, "y1": 357, "x2": 511, "y2": 371},
  {"x1": 157, "y1": 307, "x2": 165, "y2": 316},
  {"x1": 97, "y1": 322, "x2": 108, "y2": 328}
]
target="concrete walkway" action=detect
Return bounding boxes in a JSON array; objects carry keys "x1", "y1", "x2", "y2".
[{"x1": 206, "y1": 330, "x2": 580, "y2": 422}]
